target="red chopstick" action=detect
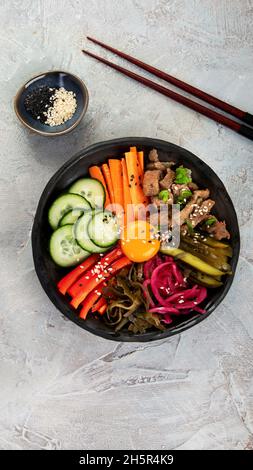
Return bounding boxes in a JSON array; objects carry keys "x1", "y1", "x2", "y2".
[
  {"x1": 87, "y1": 36, "x2": 253, "y2": 128},
  {"x1": 82, "y1": 48, "x2": 253, "y2": 142}
]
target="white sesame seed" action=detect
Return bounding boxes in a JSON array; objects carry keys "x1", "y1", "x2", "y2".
[{"x1": 45, "y1": 87, "x2": 77, "y2": 126}]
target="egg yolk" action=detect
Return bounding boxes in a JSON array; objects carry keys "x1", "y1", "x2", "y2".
[{"x1": 120, "y1": 221, "x2": 160, "y2": 262}]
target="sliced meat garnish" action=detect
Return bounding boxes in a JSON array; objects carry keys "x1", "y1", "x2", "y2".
[
  {"x1": 162, "y1": 161, "x2": 176, "y2": 168},
  {"x1": 188, "y1": 181, "x2": 199, "y2": 191},
  {"x1": 189, "y1": 199, "x2": 215, "y2": 228},
  {"x1": 179, "y1": 189, "x2": 210, "y2": 225},
  {"x1": 171, "y1": 183, "x2": 189, "y2": 197},
  {"x1": 180, "y1": 201, "x2": 198, "y2": 225},
  {"x1": 143, "y1": 169, "x2": 161, "y2": 196},
  {"x1": 193, "y1": 189, "x2": 210, "y2": 200},
  {"x1": 148, "y1": 149, "x2": 159, "y2": 162},
  {"x1": 146, "y1": 161, "x2": 168, "y2": 171},
  {"x1": 206, "y1": 220, "x2": 230, "y2": 240},
  {"x1": 159, "y1": 168, "x2": 175, "y2": 190}
]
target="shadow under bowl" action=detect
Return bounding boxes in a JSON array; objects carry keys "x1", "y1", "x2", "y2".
[{"x1": 14, "y1": 70, "x2": 89, "y2": 136}]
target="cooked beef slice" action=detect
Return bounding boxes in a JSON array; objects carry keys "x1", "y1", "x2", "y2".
[
  {"x1": 206, "y1": 220, "x2": 230, "y2": 240},
  {"x1": 148, "y1": 149, "x2": 159, "y2": 162},
  {"x1": 159, "y1": 168, "x2": 175, "y2": 189},
  {"x1": 189, "y1": 199, "x2": 215, "y2": 228},
  {"x1": 179, "y1": 189, "x2": 210, "y2": 225},
  {"x1": 143, "y1": 170, "x2": 161, "y2": 196},
  {"x1": 193, "y1": 189, "x2": 210, "y2": 200},
  {"x1": 146, "y1": 161, "x2": 168, "y2": 171},
  {"x1": 188, "y1": 181, "x2": 199, "y2": 191},
  {"x1": 171, "y1": 183, "x2": 190, "y2": 197}
]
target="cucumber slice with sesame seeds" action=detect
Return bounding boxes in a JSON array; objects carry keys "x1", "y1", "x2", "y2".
[
  {"x1": 48, "y1": 193, "x2": 91, "y2": 230},
  {"x1": 74, "y1": 211, "x2": 107, "y2": 253},
  {"x1": 49, "y1": 225, "x2": 89, "y2": 267},
  {"x1": 88, "y1": 210, "x2": 119, "y2": 248},
  {"x1": 68, "y1": 178, "x2": 105, "y2": 209}
]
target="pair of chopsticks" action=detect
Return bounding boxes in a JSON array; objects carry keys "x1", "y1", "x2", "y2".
[{"x1": 82, "y1": 37, "x2": 253, "y2": 142}]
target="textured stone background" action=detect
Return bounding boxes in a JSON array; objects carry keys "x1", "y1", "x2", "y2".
[{"x1": 0, "y1": 0, "x2": 253, "y2": 450}]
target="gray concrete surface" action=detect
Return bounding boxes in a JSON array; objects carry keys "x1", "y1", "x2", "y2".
[{"x1": 0, "y1": 0, "x2": 253, "y2": 450}]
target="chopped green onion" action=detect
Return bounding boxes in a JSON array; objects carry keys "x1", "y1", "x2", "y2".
[
  {"x1": 175, "y1": 166, "x2": 192, "y2": 184},
  {"x1": 158, "y1": 189, "x2": 170, "y2": 203},
  {"x1": 177, "y1": 188, "x2": 192, "y2": 204},
  {"x1": 205, "y1": 216, "x2": 217, "y2": 226}
]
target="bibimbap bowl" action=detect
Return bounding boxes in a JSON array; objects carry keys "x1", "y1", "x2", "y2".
[{"x1": 32, "y1": 137, "x2": 240, "y2": 342}]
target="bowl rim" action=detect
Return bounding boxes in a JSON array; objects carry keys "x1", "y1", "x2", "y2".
[
  {"x1": 32, "y1": 137, "x2": 240, "y2": 342},
  {"x1": 14, "y1": 70, "x2": 89, "y2": 137}
]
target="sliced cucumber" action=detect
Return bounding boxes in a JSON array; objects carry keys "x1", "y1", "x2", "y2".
[
  {"x1": 75, "y1": 211, "x2": 107, "y2": 253},
  {"x1": 59, "y1": 208, "x2": 85, "y2": 227},
  {"x1": 48, "y1": 193, "x2": 91, "y2": 230},
  {"x1": 49, "y1": 225, "x2": 89, "y2": 267},
  {"x1": 69, "y1": 178, "x2": 105, "y2": 209},
  {"x1": 88, "y1": 210, "x2": 119, "y2": 248}
]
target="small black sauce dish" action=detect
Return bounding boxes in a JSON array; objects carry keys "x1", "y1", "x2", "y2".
[
  {"x1": 32, "y1": 137, "x2": 240, "y2": 342},
  {"x1": 14, "y1": 71, "x2": 89, "y2": 136}
]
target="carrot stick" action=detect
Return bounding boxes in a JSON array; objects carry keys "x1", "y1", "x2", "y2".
[
  {"x1": 130, "y1": 146, "x2": 137, "y2": 155},
  {"x1": 125, "y1": 151, "x2": 147, "y2": 206},
  {"x1": 89, "y1": 166, "x2": 111, "y2": 208},
  {"x1": 102, "y1": 163, "x2": 115, "y2": 204},
  {"x1": 108, "y1": 159, "x2": 124, "y2": 208},
  {"x1": 108, "y1": 159, "x2": 124, "y2": 224},
  {"x1": 121, "y1": 158, "x2": 134, "y2": 224},
  {"x1": 130, "y1": 147, "x2": 143, "y2": 182},
  {"x1": 137, "y1": 150, "x2": 144, "y2": 173}
]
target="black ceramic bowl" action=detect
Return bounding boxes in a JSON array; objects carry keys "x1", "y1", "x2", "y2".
[
  {"x1": 14, "y1": 71, "x2": 89, "y2": 136},
  {"x1": 32, "y1": 137, "x2": 240, "y2": 342}
]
